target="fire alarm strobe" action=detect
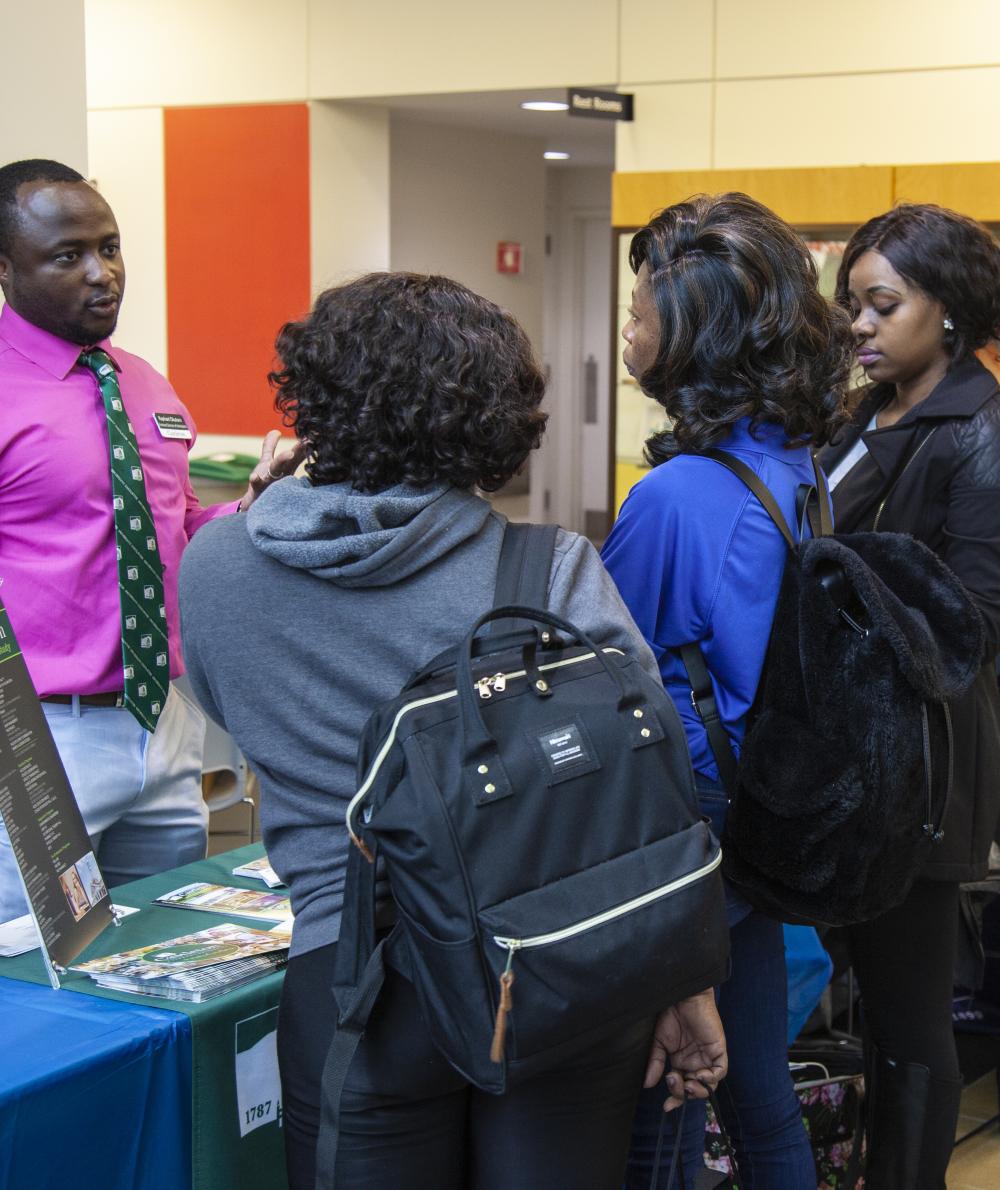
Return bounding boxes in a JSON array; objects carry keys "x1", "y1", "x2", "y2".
[{"x1": 496, "y1": 242, "x2": 522, "y2": 275}]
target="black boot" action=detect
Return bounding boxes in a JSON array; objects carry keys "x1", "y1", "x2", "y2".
[{"x1": 863, "y1": 1046, "x2": 930, "y2": 1189}]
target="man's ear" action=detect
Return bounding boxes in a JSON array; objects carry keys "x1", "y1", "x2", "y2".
[{"x1": 0, "y1": 253, "x2": 11, "y2": 298}]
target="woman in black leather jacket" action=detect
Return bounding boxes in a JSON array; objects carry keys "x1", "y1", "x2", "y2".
[{"x1": 819, "y1": 203, "x2": 1000, "y2": 1189}]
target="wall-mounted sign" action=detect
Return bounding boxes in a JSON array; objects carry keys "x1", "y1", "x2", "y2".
[
  {"x1": 497, "y1": 241, "x2": 523, "y2": 275},
  {"x1": 567, "y1": 88, "x2": 634, "y2": 121}
]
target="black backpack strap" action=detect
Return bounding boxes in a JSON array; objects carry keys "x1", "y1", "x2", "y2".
[
  {"x1": 315, "y1": 926, "x2": 399, "y2": 1190},
  {"x1": 679, "y1": 642, "x2": 740, "y2": 793},
  {"x1": 811, "y1": 454, "x2": 834, "y2": 536},
  {"x1": 679, "y1": 448, "x2": 811, "y2": 792},
  {"x1": 703, "y1": 449, "x2": 797, "y2": 548},
  {"x1": 318, "y1": 836, "x2": 390, "y2": 1188},
  {"x1": 489, "y1": 521, "x2": 558, "y2": 633}
]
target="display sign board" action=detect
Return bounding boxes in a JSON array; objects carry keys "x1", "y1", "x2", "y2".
[
  {"x1": 568, "y1": 88, "x2": 634, "y2": 121},
  {"x1": 0, "y1": 598, "x2": 113, "y2": 983}
]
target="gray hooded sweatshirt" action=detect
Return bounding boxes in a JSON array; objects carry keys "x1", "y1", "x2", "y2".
[{"x1": 179, "y1": 479, "x2": 658, "y2": 957}]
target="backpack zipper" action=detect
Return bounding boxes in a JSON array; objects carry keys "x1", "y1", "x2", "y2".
[
  {"x1": 490, "y1": 849, "x2": 722, "y2": 958},
  {"x1": 487, "y1": 849, "x2": 723, "y2": 1063},
  {"x1": 346, "y1": 647, "x2": 625, "y2": 849},
  {"x1": 872, "y1": 428, "x2": 938, "y2": 530},
  {"x1": 476, "y1": 673, "x2": 507, "y2": 699}
]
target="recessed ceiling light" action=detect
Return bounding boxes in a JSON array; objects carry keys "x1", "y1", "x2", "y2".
[
  {"x1": 521, "y1": 100, "x2": 569, "y2": 112},
  {"x1": 544, "y1": 151, "x2": 571, "y2": 160}
]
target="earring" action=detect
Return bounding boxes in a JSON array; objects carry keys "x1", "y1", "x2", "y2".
[{"x1": 943, "y1": 316, "x2": 955, "y2": 331}]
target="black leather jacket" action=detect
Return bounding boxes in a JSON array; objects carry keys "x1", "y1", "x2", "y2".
[{"x1": 818, "y1": 357, "x2": 1000, "y2": 880}]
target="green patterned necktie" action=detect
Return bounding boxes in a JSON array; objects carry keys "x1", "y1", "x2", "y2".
[{"x1": 80, "y1": 348, "x2": 169, "y2": 732}]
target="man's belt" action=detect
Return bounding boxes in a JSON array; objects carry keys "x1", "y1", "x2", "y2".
[{"x1": 41, "y1": 692, "x2": 126, "y2": 708}]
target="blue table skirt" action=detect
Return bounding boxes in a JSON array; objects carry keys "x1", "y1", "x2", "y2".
[{"x1": 0, "y1": 977, "x2": 191, "y2": 1190}]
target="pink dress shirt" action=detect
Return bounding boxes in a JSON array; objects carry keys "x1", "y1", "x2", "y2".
[{"x1": 0, "y1": 304, "x2": 238, "y2": 697}]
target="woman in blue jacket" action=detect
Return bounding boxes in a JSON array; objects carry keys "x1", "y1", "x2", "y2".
[{"x1": 602, "y1": 192, "x2": 853, "y2": 1187}]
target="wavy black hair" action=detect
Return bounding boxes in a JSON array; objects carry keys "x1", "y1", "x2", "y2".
[
  {"x1": 269, "y1": 272, "x2": 547, "y2": 492},
  {"x1": 835, "y1": 203, "x2": 1000, "y2": 363},
  {"x1": 0, "y1": 159, "x2": 85, "y2": 256},
  {"x1": 630, "y1": 192, "x2": 852, "y2": 462}
]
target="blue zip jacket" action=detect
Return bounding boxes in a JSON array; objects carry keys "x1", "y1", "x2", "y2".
[{"x1": 602, "y1": 418, "x2": 816, "y2": 781}]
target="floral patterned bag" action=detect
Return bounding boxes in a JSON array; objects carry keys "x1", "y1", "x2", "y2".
[{"x1": 705, "y1": 1041, "x2": 864, "y2": 1189}]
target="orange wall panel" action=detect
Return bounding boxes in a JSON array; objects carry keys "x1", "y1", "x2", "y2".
[{"x1": 164, "y1": 104, "x2": 310, "y2": 436}]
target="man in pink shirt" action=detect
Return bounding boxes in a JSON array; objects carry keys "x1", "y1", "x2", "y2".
[{"x1": 0, "y1": 158, "x2": 299, "y2": 921}]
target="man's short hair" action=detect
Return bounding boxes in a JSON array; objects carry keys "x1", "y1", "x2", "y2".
[{"x1": 0, "y1": 159, "x2": 86, "y2": 256}]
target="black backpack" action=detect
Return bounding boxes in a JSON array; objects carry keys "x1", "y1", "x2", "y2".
[
  {"x1": 317, "y1": 523, "x2": 729, "y2": 1184},
  {"x1": 681, "y1": 450, "x2": 984, "y2": 927}
]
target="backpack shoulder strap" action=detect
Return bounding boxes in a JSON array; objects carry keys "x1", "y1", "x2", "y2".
[
  {"x1": 678, "y1": 642, "x2": 740, "y2": 793},
  {"x1": 489, "y1": 522, "x2": 558, "y2": 634},
  {"x1": 494, "y1": 521, "x2": 558, "y2": 608},
  {"x1": 679, "y1": 447, "x2": 808, "y2": 793},
  {"x1": 703, "y1": 449, "x2": 797, "y2": 548},
  {"x1": 811, "y1": 454, "x2": 833, "y2": 537}
]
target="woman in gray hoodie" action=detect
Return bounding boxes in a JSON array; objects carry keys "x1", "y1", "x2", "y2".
[{"x1": 179, "y1": 272, "x2": 726, "y2": 1190}]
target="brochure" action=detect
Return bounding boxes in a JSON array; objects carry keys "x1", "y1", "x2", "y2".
[
  {"x1": 153, "y1": 882, "x2": 293, "y2": 924},
  {"x1": 89, "y1": 952, "x2": 288, "y2": 1002},
  {"x1": 232, "y1": 855, "x2": 285, "y2": 888},
  {"x1": 70, "y1": 922, "x2": 289, "y2": 1001}
]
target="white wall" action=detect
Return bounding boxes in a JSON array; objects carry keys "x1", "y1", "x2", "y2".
[
  {"x1": 85, "y1": 0, "x2": 308, "y2": 108},
  {"x1": 2, "y1": 0, "x2": 87, "y2": 170},
  {"x1": 310, "y1": 101, "x2": 390, "y2": 294},
  {"x1": 389, "y1": 117, "x2": 547, "y2": 353},
  {"x1": 618, "y1": 0, "x2": 1000, "y2": 171},
  {"x1": 87, "y1": 108, "x2": 167, "y2": 371},
  {"x1": 309, "y1": 0, "x2": 618, "y2": 98},
  {"x1": 83, "y1": 0, "x2": 1000, "y2": 171}
]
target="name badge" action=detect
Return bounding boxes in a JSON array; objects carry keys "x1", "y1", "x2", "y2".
[{"x1": 154, "y1": 412, "x2": 192, "y2": 440}]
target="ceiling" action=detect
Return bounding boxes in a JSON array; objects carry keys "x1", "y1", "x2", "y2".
[{"x1": 357, "y1": 86, "x2": 616, "y2": 169}]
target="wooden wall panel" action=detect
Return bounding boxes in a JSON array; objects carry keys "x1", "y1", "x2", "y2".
[
  {"x1": 612, "y1": 166, "x2": 895, "y2": 228},
  {"x1": 894, "y1": 163, "x2": 1000, "y2": 222},
  {"x1": 164, "y1": 104, "x2": 310, "y2": 436}
]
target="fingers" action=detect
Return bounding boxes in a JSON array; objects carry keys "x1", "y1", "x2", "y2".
[
  {"x1": 661, "y1": 1070, "x2": 719, "y2": 1113},
  {"x1": 258, "y1": 429, "x2": 281, "y2": 466},
  {"x1": 644, "y1": 1041, "x2": 667, "y2": 1089},
  {"x1": 255, "y1": 431, "x2": 303, "y2": 484}
]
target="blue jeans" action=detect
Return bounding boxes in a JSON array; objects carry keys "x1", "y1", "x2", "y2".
[{"x1": 623, "y1": 777, "x2": 814, "y2": 1189}]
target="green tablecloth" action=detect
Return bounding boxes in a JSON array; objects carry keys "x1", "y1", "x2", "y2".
[{"x1": 0, "y1": 844, "x2": 289, "y2": 1190}]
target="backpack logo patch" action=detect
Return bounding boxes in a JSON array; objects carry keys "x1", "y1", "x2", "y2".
[{"x1": 534, "y1": 720, "x2": 600, "y2": 785}]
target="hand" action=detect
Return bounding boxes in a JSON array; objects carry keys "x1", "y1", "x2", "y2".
[
  {"x1": 645, "y1": 989, "x2": 728, "y2": 1112},
  {"x1": 239, "y1": 430, "x2": 307, "y2": 512}
]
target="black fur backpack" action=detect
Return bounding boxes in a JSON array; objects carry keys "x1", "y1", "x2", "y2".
[{"x1": 681, "y1": 450, "x2": 984, "y2": 926}]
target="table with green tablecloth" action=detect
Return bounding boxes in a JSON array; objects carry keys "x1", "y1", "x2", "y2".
[{"x1": 1, "y1": 843, "x2": 289, "y2": 1190}]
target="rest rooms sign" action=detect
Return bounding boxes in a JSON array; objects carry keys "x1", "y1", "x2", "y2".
[{"x1": 567, "y1": 88, "x2": 634, "y2": 121}]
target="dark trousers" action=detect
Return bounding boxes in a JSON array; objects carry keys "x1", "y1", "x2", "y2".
[
  {"x1": 847, "y1": 878, "x2": 962, "y2": 1184},
  {"x1": 278, "y1": 940, "x2": 652, "y2": 1190}
]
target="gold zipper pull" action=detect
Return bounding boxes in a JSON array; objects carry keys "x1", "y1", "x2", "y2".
[{"x1": 490, "y1": 946, "x2": 517, "y2": 1063}]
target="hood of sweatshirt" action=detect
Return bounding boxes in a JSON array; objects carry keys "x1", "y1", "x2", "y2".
[{"x1": 245, "y1": 477, "x2": 493, "y2": 588}]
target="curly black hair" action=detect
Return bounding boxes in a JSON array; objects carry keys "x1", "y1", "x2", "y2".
[
  {"x1": 630, "y1": 192, "x2": 852, "y2": 462},
  {"x1": 835, "y1": 203, "x2": 1000, "y2": 363},
  {"x1": 0, "y1": 159, "x2": 85, "y2": 256},
  {"x1": 269, "y1": 272, "x2": 547, "y2": 492}
]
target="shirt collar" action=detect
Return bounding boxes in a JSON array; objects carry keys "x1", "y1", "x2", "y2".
[
  {"x1": 0, "y1": 303, "x2": 118, "y2": 380},
  {"x1": 717, "y1": 416, "x2": 803, "y2": 459}
]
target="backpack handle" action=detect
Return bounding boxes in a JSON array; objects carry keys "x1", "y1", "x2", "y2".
[{"x1": 456, "y1": 605, "x2": 664, "y2": 806}]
